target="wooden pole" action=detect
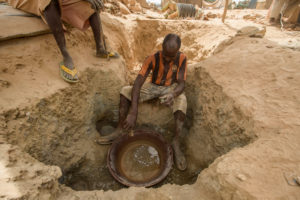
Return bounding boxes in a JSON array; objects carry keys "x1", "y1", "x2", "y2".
[{"x1": 222, "y1": 0, "x2": 229, "y2": 23}]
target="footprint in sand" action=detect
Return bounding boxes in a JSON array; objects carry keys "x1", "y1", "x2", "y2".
[{"x1": 0, "y1": 79, "x2": 11, "y2": 89}]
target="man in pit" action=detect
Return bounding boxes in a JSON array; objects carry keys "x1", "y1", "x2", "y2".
[
  {"x1": 6, "y1": 0, "x2": 118, "y2": 83},
  {"x1": 97, "y1": 33, "x2": 188, "y2": 171}
]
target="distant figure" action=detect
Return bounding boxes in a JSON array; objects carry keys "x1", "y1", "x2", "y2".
[
  {"x1": 162, "y1": 0, "x2": 202, "y2": 19},
  {"x1": 268, "y1": 0, "x2": 300, "y2": 24},
  {"x1": 7, "y1": 0, "x2": 118, "y2": 83},
  {"x1": 97, "y1": 33, "x2": 188, "y2": 171}
]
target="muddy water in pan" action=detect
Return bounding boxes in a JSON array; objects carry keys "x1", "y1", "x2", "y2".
[{"x1": 117, "y1": 140, "x2": 162, "y2": 183}]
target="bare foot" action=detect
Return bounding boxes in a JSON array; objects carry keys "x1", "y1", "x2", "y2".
[
  {"x1": 96, "y1": 128, "x2": 123, "y2": 145},
  {"x1": 96, "y1": 46, "x2": 119, "y2": 59},
  {"x1": 96, "y1": 46, "x2": 108, "y2": 57},
  {"x1": 62, "y1": 56, "x2": 78, "y2": 81},
  {"x1": 172, "y1": 139, "x2": 187, "y2": 171}
]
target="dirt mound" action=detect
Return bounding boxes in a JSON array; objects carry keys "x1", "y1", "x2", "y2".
[
  {"x1": 101, "y1": 14, "x2": 238, "y2": 72},
  {"x1": 57, "y1": 34, "x2": 300, "y2": 200},
  {"x1": 195, "y1": 36, "x2": 300, "y2": 199}
]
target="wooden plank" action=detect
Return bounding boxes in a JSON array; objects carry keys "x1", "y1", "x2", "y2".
[
  {"x1": 222, "y1": 0, "x2": 229, "y2": 23},
  {"x1": 0, "y1": 5, "x2": 50, "y2": 42}
]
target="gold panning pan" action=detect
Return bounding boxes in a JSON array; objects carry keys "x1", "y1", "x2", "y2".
[{"x1": 107, "y1": 129, "x2": 173, "y2": 187}]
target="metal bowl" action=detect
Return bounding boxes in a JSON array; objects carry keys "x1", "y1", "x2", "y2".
[{"x1": 107, "y1": 129, "x2": 173, "y2": 187}]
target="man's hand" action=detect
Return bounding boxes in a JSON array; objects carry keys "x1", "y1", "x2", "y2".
[
  {"x1": 123, "y1": 113, "x2": 137, "y2": 131},
  {"x1": 85, "y1": 0, "x2": 104, "y2": 11},
  {"x1": 159, "y1": 93, "x2": 174, "y2": 107}
]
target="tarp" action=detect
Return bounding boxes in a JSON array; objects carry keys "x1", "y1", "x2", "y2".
[{"x1": 249, "y1": 0, "x2": 257, "y2": 8}]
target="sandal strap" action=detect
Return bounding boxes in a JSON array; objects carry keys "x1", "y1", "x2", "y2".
[
  {"x1": 108, "y1": 52, "x2": 115, "y2": 57},
  {"x1": 61, "y1": 65, "x2": 78, "y2": 77}
]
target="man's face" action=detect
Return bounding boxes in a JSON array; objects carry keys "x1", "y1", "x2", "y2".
[{"x1": 162, "y1": 47, "x2": 178, "y2": 63}]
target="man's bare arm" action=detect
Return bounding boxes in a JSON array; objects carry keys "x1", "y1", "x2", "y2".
[
  {"x1": 172, "y1": 79, "x2": 185, "y2": 97},
  {"x1": 123, "y1": 74, "x2": 148, "y2": 130},
  {"x1": 161, "y1": 65, "x2": 186, "y2": 106},
  {"x1": 130, "y1": 74, "x2": 147, "y2": 114},
  {"x1": 171, "y1": 59, "x2": 186, "y2": 98}
]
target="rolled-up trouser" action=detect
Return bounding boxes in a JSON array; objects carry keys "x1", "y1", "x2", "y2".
[
  {"x1": 7, "y1": 0, "x2": 95, "y2": 30},
  {"x1": 120, "y1": 82, "x2": 187, "y2": 115}
]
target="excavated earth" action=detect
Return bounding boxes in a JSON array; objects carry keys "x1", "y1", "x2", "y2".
[{"x1": 0, "y1": 11, "x2": 300, "y2": 200}]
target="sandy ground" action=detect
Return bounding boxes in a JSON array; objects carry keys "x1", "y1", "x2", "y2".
[
  {"x1": 196, "y1": 36, "x2": 300, "y2": 199},
  {"x1": 1, "y1": 4, "x2": 300, "y2": 200}
]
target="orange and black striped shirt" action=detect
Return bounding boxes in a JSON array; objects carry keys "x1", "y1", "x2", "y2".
[{"x1": 139, "y1": 51, "x2": 187, "y2": 86}]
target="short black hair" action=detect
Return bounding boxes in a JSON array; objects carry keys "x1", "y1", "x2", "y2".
[{"x1": 162, "y1": 33, "x2": 181, "y2": 50}]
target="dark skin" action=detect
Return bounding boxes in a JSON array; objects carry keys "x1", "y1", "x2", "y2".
[
  {"x1": 123, "y1": 47, "x2": 185, "y2": 130},
  {"x1": 98, "y1": 44, "x2": 187, "y2": 170},
  {"x1": 43, "y1": 0, "x2": 107, "y2": 81}
]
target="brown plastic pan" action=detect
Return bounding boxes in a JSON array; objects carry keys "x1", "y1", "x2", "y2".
[{"x1": 107, "y1": 129, "x2": 173, "y2": 187}]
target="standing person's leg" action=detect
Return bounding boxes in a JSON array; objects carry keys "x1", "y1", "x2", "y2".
[
  {"x1": 43, "y1": 0, "x2": 78, "y2": 81},
  {"x1": 89, "y1": 12, "x2": 108, "y2": 57},
  {"x1": 268, "y1": 0, "x2": 285, "y2": 22},
  {"x1": 172, "y1": 110, "x2": 187, "y2": 171}
]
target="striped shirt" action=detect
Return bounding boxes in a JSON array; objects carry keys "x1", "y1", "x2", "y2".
[{"x1": 139, "y1": 51, "x2": 187, "y2": 86}]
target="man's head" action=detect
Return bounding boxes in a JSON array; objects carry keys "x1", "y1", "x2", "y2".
[{"x1": 162, "y1": 33, "x2": 181, "y2": 63}]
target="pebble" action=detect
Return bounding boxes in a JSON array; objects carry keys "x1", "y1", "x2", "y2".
[
  {"x1": 295, "y1": 176, "x2": 300, "y2": 185},
  {"x1": 236, "y1": 173, "x2": 247, "y2": 181}
]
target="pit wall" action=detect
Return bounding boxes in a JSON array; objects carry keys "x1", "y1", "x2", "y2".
[
  {"x1": 102, "y1": 16, "x2": 255, "y2": 174},
  {"x1": 2, "y1": 61, "x2": 128, "y2": 191},
  {"x1": 0, "y1": 14, "x2": 256, "y2": 199},
  {"x1": 185, "y1": 65, "x2": 255, "y2": 171},
  {"x1": 135, "y1": 63, "x2": 256, "y2": 174},
  {"x1": 101, "y1": 13, "x2": 237, "y2": 71},
  {"x1": 54, "y1": 35, "x2": 300, "y2": 200},
  {"x1": 1, "y1": 61, "x2": 256, "y2": 194}
]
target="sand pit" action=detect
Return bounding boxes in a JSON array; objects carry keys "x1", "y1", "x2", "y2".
[{"x1": 1, "y1": 7, "x2": 300, "y2": 200}]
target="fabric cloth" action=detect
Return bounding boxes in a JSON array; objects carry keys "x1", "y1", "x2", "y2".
[
  {"x1": 60, "y1": 0, "x2": 95, "y2": 30},
  {"x1": 120, "y1": 82, "x2": 187, "y2": 114},
  {"x1": 176, "y1": 3, "x2": 196, "y2": 18},
  {"x1": 139, "y1": 51, "x2": 187, "y2": 86},
  {"x1": 162, "y1": 1, "x2": 200, "y2": 19},
  {"x1": 7, "y1": 0, "x2": 95, "y2": 30},
  {"x1": 7, "y1": 0, "x2": 51, "y2": 17},
  {"x1": 248, "y1": 0, "x2": 257, "y2": 9}
]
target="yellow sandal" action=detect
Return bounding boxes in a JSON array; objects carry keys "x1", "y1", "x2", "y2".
[{"x1": 59, "y1": 62, "x2": 79, "y2": 83}]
